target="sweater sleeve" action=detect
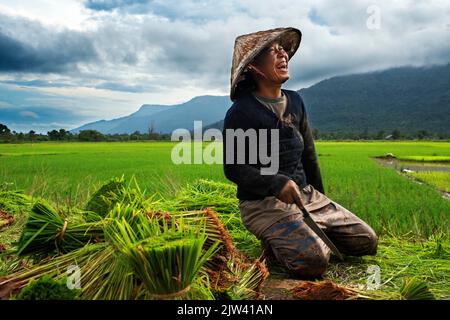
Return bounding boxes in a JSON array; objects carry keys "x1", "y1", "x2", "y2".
[
  {"x1": 222, "y1": 108, "x2": 290, "y2": 198},
  {"x1": 298, "y1": 97, "x2": 326, "y2": 194}
]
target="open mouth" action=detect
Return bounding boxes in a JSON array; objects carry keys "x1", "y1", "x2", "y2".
[{"x1": 276, "y1": 61, "x2": 288, "y2": 72}]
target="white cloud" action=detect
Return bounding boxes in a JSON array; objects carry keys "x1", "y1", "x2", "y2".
[
  {"x1": 0, "y1": 101, "x2": 12, "y2": 108},
  {"x1": 0, "y1": 0, "x2": 95, "y2": 31},
  {"x1": 19, "y1": 110, "x2": 39, "y2": 118}
]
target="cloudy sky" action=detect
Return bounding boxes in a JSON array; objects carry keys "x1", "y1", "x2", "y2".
[{"x1": 0, "y1": 0, "x2": 449, "y2": 132}]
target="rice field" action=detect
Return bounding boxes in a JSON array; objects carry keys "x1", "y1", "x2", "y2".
[
  {"x1": 1, "y1": 141, "x2": 449, "y2": 237},
  {"x1": 0, "y1": 141, "x2": 449, "y2": 299}
]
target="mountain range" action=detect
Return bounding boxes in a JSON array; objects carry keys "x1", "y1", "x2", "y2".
[
  {"x1": 69, "y1": 63, "x2": 450, "y2": 135},
  {"x1": 71, "y1": 96, "x2": 230, "y2": 134}
]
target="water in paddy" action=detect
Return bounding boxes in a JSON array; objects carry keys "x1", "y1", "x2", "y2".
[{"x1": 374, "y1": 157, "x2": 450, "y2": 173}]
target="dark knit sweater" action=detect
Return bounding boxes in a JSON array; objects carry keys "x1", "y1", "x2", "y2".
[{"x1": 222, "y1": 88, "x2": 325, "y2": 200}]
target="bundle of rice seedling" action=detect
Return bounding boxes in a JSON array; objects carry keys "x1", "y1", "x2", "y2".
[
  {"x1": 171, "y1": 208, "x2": 269, "y2": 299},
  {"x1": 400, "y1": 277, "x2": 435, "y2": 300},
  {"x1": 167, "y1": 181, "x2": 248, "y2": 250},
  {"x1": 130, "y1": 235, "x2": 215, "y2": 298},
  {"x1": 17, "y1": 200, "x2": 102, "y2": 256},
  {"x1": 85, "y1": 176, "x2": 126, "y2": 218},
  {"x1": 224, "y1": 258, "x2": 269, "y2": 300},
  {"x1": 176, "y1": 209, "x2": 236, "y2": 257},
  {"x1": 108, "y1": 214, "x2": 219, "y2": 299},
  {"x1": 85, "y1": 176, "x2": 155, "y2": 220},
  {"x1": 168, "y1": 179, "x2": 239, "y2": 216},
  {"x1": 290, "y1": 280, "x2": 359, "y2": 300},
  {"x1": 78, "y1": 245, "x2": 136, "y2": 300}
]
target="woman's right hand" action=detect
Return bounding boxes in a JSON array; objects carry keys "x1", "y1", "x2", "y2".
[{"x1": 277, "y1": 180, "x2": 304, "y2": 209}]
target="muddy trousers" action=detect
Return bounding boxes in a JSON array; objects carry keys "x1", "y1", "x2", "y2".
[{"x1": 260, "y1": 201, "x2": 378, "y2": 278}]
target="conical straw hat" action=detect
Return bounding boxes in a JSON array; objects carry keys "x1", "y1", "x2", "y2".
[{"x1": 230, "y1": 27, "x2": 302, "y2": 101}]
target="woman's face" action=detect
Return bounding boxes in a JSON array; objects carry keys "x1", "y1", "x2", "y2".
[{"x1": 250, "y1": 41, "x2": 290, "y2": 84}]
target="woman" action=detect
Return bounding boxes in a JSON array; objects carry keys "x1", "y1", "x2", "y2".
[{"x1": 223, "y1": 27, "x2": 378, "y2": 278}]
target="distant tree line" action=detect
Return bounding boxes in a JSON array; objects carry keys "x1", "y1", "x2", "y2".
[
  {"x1": 0, "y1": 123, "x2": 448, "y2": 143},
  {"x1": 0, "y1": 123, "x2": 171, "y2": 143},
  {"x1": 311, "y1": 128, "x2": 450, "y2": 140}
]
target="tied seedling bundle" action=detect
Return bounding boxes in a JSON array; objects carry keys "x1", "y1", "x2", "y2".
[
  {"x1": 174, "y1": 209, "x2": 269, "y2": 299},
  {"x1": 168, "y1": 179, "x2": 239, "y2": 216},
  {"x1": 17, "y1": 200, "x2": 102, "y2": 256},
  {"x1": 85, "y1": 175, "x2": 155, "y2": 221},
  {"x1": 106, "y1": 212, "x2": 220, "y2": 299}
]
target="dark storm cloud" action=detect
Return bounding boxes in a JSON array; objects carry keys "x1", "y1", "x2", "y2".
[
  {"x1": 0, "y1": 14, "x2": 98, "y2": 73},
  {"x1": 1, "y1": 79, "x2": 76, "y2": 88},
  {"x1": 84, "y1": 0, "x2": 244, "y2": 21}
]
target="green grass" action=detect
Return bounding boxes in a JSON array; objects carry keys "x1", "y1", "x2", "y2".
[
  {"x1": 1, "y1": 141, "x2": 449, "y2": 238},
  {"x1": 0, "y1": 142, "x2": 222, "y2": 207},
  {"x1": 408, "y1": 172, "x2": 450, "y2": 193}
]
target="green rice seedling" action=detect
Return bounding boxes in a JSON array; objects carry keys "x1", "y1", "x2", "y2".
[
  {"x1": 225, "y1": 259, "x2": 269, "y2": 300},
  {"x1": 16, "y1": 200, "x2": 102, "y2": 256},
  {"x1": 4, "y1": 199, "x2": 268, "y2": 300},
  {"x1": 1, "y1": 243, "x2": 137, "y2": 300},
  {"x1": 15, "y1": 275, "x2": 80, "y2": 300},
  {"x1": 166, "y1": 180, "x2": 247, "y2": 241},
  {"x1": 84, "y1": 175, "x2": 159, "y2": 221},
  {"x1": 0, "y1": 191, "x2": 32, "y2": 214},
  {"x1": 130, "y1": 235, "x2": 214, "y2": 298},
  {"x1": 167, "y1": 208, "x2": 269, "y2": 299},
  {"x1": 166, "y1": 181, "x2": 260, "y2": 258},
  {"x1": 108, "y1": 215, "x2": 219, "y2": 299},
  {"x1": 85, "y1": 176, "x2": 126, "y2": 217},
  {"x1": 168, "y1": 179, "x2": 239, "y2": 215},
  {"x1": 78, "y1": 245, "x2": 136, "y2": 300},
  {"x1": 105, "y1": 203, "x2": 144, "y2": 232},
  {"x1": 172, "y1": 209, "x2": 236, "y2": 257},
  {"x1": 400, "y1": 277, "x2": 435, "y2": 300},
  {"x1": 0, "y1": 243, "x2": 105, "y2": 298}
]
